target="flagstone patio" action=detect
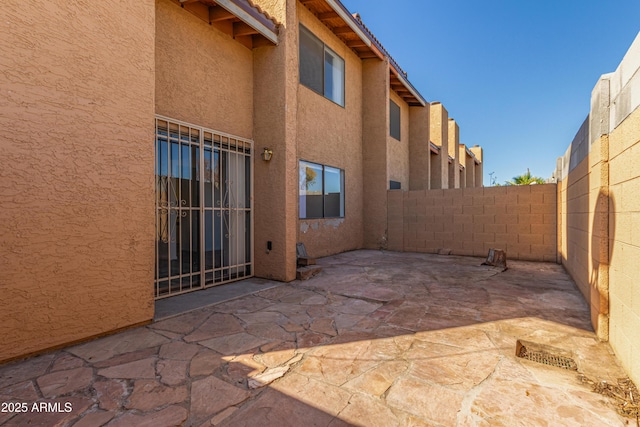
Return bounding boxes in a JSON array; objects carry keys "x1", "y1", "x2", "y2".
[{"x1": 0, "y1": 250, "x2": 633, "y2": 426}]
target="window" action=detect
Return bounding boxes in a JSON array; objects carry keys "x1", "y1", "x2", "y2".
[
  {"x1": 390, "y1": 100, "x2": 401, "y2": 140},
  {"x1": 299, "y1": 161, "x2": 345, "y2": 219},
  {"x1": 299, "y1": 25, "x2": 345, "y2": 106}
]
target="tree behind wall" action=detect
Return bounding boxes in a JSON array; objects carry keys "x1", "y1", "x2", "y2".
[{"x1": 505, "y1": 168, "x2": 545, "y2": 185}]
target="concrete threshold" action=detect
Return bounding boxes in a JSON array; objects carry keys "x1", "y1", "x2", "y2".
[{"x1": 154, "y1": 277, "x2": 284, "y2": 320}]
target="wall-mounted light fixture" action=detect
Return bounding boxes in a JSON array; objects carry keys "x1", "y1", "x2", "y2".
[{"x1": 261, "y1": 147, "x2": 273, "y2": 161}]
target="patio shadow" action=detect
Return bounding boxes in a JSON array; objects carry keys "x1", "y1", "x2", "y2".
[{"x1": 0, "y1": 250, "x2": 631, "y2": 426}]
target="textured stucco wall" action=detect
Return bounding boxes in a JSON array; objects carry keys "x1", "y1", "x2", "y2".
[
  {"x1": 362, "y1": 58, "x2": 390, "y2": 249},
  {"x1": 448, "y1": 119, "x2": 460, "y2": 189},
  {"x1": 0, "y1": 0, "x2": 156, "y2": 362},
  {"x1": 253, "y1": 0, "x2": 298, "y2": 281},
  {"x1": 155, "y1": 0, "x2": 253, "y2": 138},
  {"x1": 458, "y1": 145, "x2": 468, "y2": 189},
  {"x1": 252, "y1": 0, "x2": 286, "y2": 23},
  {"x1": 470, "y1": 146, "x2": 483, "y2": 187},
  {"x1": 387, "y1": 185, "x2": 557, "y2": 261},
  {"x1": 387, "y1": 91, "x2": 410, "y2": 189},
  {"x1": 409, "y1": 105, "x2": 430, "y2": 190},
  {"x1": 429, "y1": 102, "x2": 449, "y2": 189},
  {"x1": 296, "y1": 6, "x2": 363, "y2": 258},
  {"x1": 464, "y1": 148, "x2": 476, "y2": 188}
]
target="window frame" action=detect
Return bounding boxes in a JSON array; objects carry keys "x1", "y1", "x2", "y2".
[
  {"x1": 299, "y1": 160, "x2": 345, "y2": 219},
  {"x1": 299, "y1": 24, "x2": 345, "y2": 107}
]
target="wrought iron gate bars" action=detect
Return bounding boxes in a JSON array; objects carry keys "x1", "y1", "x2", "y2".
[{"x1": 154, "y1": 115, "x2": 254, "y2": 299}]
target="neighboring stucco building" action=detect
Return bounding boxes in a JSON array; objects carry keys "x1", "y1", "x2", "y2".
[{"x1": 0, "y1": 0, "x2": 483, "y2": 363}]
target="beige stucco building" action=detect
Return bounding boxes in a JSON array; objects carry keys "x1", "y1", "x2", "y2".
[
  {"x1": 13, "y1": 0, "x2": 640, "y2": 393},
  {"x1": 0, "y1": 0, "x2": 483, "y2": 363}
]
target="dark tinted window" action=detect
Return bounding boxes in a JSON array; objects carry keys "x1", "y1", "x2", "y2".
[
  {"x1": 390, "y1": 100, "x2": 401, "y2": 140},
  {"x1": 299, "y1": 26, "x2": 324, "y2": 95},
  {"x1": 299, "y1": 25, "x2": 345, "y2": 106}
]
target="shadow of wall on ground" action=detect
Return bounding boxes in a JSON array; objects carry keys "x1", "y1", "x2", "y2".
[{"x1": 0, "y1": 250, "x2": 605, "y2": 426}]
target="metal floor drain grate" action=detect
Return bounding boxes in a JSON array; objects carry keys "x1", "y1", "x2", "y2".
[{"x1": 516, "y1": 340, "x2": 578, "y2": 370}]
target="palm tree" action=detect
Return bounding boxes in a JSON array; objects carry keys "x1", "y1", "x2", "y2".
[{"x1": 505, "y1": 168, "x2": 545, "y2": 186}]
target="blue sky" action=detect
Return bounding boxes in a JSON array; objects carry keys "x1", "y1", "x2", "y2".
[{"x1": 340, "y1": 0, "x2": 640, "y2": 185}]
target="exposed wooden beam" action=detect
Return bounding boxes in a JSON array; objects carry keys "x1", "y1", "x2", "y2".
[
  {"x1": 211, "y1": 20, "x2": 233, "y2": 37},
  {"x1": 235, "y1": 34, "x2": 253, "y2": 49},
  {"x1": 180, "y1": 0, "x2": 201, "y2": 4},
  {"x1": 347, "y1": 40, "x2": 367, "y2": 48},
  {"x1": 234, "y1": 21, "x2": 259, "y2": 37},
  {"x1": 209, "y1": 5, "x2": 235, "y2": 22},
  {"x1": 182, "y1": 1, "x2": 209, "y2": 22},
  {"x1": 252, "y1": 35, "x2": 273, "y2": 48},
  {"x1": 358, "y1": 51, "x2": 378, "y2": 59},
  {"x1": 317, "y1": 11, "x2": 339, "y2": 20},
  {"x1": 333, "y1": 26, "x2": 352, "y2": 34}
]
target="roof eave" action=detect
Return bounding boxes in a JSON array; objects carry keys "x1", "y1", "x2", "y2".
[
  {"x1": 324, "y1": 0, "x2": 373, "y2": 50},
  {"x1": 394, "y1": 70, "x2": 426, "y2": 107},
  {"x1": 213, "y1": 0, "x2": 278, "y2": 44},
  {"x1": 319, "y1": 0, "x2": 426, "y2": 106}
]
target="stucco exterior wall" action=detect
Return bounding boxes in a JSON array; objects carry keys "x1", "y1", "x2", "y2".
[
  {"x1": 387, "y1": 91, "x2": 410, "y2": 189},
  {"x1": 155, "y1": 0, "x2": 253, "y2": 138},
  {"x1": 0, "y1": 0, "x2": 156, "y2": 362},
  {"x1": 448, "y1": 119, "x2": 460, "y2": 189},
  {"x1": 252, "y1": 0, "x2": 286, "y2": 23},
  {"x1": 253, "y1": 0, "x2": 298, "y2": 281},
  {"x1": 470, "y1": 146, "x2": 484, "y2": 187},
  {"x1": 362, "y1": 58, "x2": 390, "y2": 249},
  {"x1": 295, "y1": 6, "x2": 364, "y2": 258},
  {"x1": 409, "y1": 105, "x2": 431, "y2": 190},
  {"x1": 464, "y1": 148, "x2": 476, "y2": 188},
  {"x1": 429, "y1": 102, "x2": 449, "y2": 189},
  {"x1": 458, "y1": 145, "x2": 468, "y2": 189},
  {"x1": 387, "y1": 185, "x2": 557, "y2": 261}
]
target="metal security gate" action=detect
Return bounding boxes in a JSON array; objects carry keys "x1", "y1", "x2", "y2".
[{"x1": 155, "y1": 116, "x2": 253, "y2": 299}]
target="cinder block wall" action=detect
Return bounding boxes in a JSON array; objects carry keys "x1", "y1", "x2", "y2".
[
  {"x1": 557, "y1": 118, "x2": 609, "y2": 339},
  {"x1": 607, "y1": 35, "x2": 640, "y2": 385},
  {"x1": 558, "y1": 32, "x2": 640, "y2": 385},
  {"x1": 608, "y1": 105, "x2": 640, "y2": 384},
  {"x1": 387, "y1": 185, "x2": 557, "y2": 261}
]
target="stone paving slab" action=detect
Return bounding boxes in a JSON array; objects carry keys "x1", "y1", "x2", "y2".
[{"x1": 0, "y1": 250, "x2": 634, "y2": 426}]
